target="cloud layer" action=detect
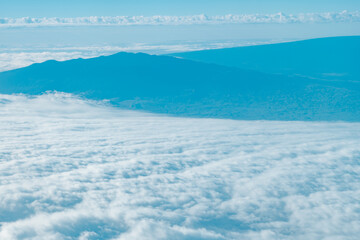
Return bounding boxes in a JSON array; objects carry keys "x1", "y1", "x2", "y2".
[
  {"x1": 1, "y1": 11, "x2": 359, "y2": 27},
  {"x1": 0, "y1": 92, "x2": 360, "y2": 239}
]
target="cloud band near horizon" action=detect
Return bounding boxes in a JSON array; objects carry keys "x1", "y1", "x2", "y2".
[{"x1": 0, "y1": 10, "x2": 359, "y2": 27}]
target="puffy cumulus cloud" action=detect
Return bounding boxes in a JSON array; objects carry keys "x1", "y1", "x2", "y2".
[
  {"x1": 0, "y1": 92, "x2": 360, "y2": 239},
  {"x1": 0, "y1": 11, "x2": 359, "y2": 27}
]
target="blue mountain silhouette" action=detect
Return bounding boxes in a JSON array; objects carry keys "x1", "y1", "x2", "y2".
[
  {"x1": 170, "y1": 36, "x2": 360, "y2": 82},
  {"x1": 0, "y1": 38, "x2": 359, "y2": 121}
]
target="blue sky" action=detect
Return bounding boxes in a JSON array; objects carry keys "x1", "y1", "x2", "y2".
[{"x1": 1, "y1": 0, "x2": 360, "y2": 17}]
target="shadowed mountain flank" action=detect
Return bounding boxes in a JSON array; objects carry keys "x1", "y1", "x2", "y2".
[
  {"x1": 169, "y1": 36, "x2": 360, "y2": 82},
  {"x1": 0, "y1": 50, "x2": 359, "y2": 121}
]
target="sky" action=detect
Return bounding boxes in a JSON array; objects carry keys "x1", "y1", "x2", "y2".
[{"x1": 0, "y1": 0, "x2": 359, "y2": 17}]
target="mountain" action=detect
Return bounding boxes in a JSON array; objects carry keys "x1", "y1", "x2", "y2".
[
  {"x1": 0, "y1": 52, "x2": 359, "y2": 121},
  {"x1": 169, "y1": 36, "x2": 360, "y2": 81}
]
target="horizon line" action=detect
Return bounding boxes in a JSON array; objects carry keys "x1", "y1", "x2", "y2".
[{"x1": 1, "y1": 10, "x2": 359, "y2": 28}]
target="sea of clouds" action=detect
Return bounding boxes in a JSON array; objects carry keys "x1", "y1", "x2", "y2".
[
  {"x1": 0, "y1": 92, "x2": 359, "y2": 239},
  {"x1": 0, "y1": 11, "x2": 359, "y2": 27}
]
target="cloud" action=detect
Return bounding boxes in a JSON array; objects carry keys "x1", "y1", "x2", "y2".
[
  {"x1": 0, "y1": 11, "x2": 359, "y2": 27},
  {"x1": 0, "y1": 92, "x2": 359, "y2": 239}
]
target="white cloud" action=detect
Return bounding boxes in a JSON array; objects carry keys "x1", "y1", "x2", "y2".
[
  {"x1": 0, "y1": 11, "x2": 359, "y2": 27},
  {"x1": 0, "y1": 92, "x2": 359, "y2": 239}
]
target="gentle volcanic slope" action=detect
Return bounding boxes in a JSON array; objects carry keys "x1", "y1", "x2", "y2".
[
  {"x1": 0, "y1": 49, "x2": 359, "y2": 121},
  {"x1": 169, "y1": 36, "x2": 360, "y2": 81},
  {"x1": 0, "y1": 93, "x2": 360, "y2": 239}
]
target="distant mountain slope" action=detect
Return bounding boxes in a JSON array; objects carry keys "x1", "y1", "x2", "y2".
[
  {"x1": 169, "y1": 36, "x2": 360, "y2": 81},
  {"x1": 0, "y1": 52, "x2": 359, "y2": 121}
]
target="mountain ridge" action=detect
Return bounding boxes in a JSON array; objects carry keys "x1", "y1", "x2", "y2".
[
  {"x1": 0, "y1": 47, "x2": 359, "y2": 121},
  {"x1": 169, "y1": 36, "x2": 360, "y2": 82}
]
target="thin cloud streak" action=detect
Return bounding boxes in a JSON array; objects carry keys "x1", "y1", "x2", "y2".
[{"x1": 0, "y1": 10, "x2": 359, "y2": 27}]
